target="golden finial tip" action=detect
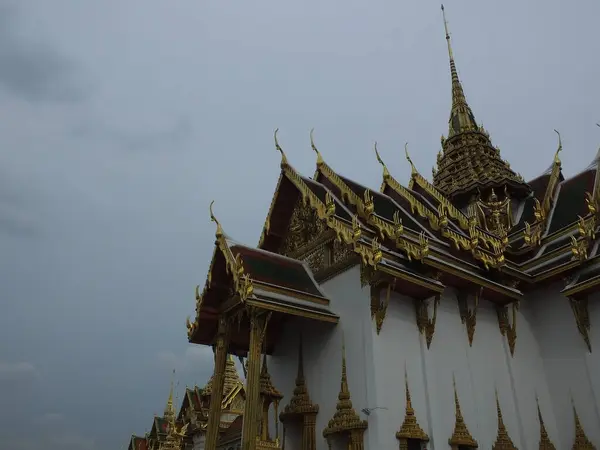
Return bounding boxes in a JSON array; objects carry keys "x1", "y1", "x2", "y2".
[
  {"x1": 310, "y1": 128, "x2": 324, "y2": 165},
  {"x1": 274, "y1": 128, "x2": 288, "y2": 166},
  {"x1": 209, "y1": 200, "x2": 224, "y2": 237}
]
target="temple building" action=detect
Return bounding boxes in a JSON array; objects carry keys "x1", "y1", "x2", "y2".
[
  {"x1": 126, "y1": 360, "x2": 245, "y2": 450},
  {"x1": 184, "y1": 5, "x2": 600, "y2": 450}
]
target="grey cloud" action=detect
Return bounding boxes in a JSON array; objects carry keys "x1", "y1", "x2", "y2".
[
  {"x1": 0, "y1": 361, "x2": 38, "y2": 381},
  {"x1": 0, "y1": 4, "x2": 85, "y2": 103},
  {"x1": 70, "y1": 115, "x2": 194, "y2": 153}
]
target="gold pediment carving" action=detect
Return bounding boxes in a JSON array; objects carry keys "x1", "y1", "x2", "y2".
[{"x1": 281, "y1": 199, "x2": 326, "y2": 257}]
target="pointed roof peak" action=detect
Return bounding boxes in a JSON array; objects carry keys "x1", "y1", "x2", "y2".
[
  {"x1": 164, "y1": 369, "x2": 177, "y2": 424},
  {"x1": 440, "y1": 4, "x2": 478, "y2": 137}
]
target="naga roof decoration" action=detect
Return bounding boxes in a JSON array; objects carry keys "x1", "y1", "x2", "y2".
[{"x1": 434, "y1": 5, "x2": 530, "y2": 205}]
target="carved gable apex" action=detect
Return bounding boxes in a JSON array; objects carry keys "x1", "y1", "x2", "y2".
[{"x1": 280, "y1": 197, "x2": 327, "y2": 257}]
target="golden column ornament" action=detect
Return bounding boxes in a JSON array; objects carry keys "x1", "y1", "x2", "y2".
[
  {"x1": 204, "y1": 316, "x2": 231, "y2": 450},
  {"x1": 241, "y1": 308, "x2": 271, "y2": 450}
]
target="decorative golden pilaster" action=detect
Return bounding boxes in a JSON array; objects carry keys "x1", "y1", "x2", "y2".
[
  {"x1": 322, "y1": 337, "x2": 368, "y2": 450},
  {"x1": 205, "y1": 317, "x2": 230, "y2": 450},
  {"x1": 497, "y1": 302, "x2": 518, "y2": 356},
  {"x1": 396, "y1": 367, "x2": 429, "y2": 449},
  {"x1": 569, "y1": 297, "x2": 592, "y2": 353},
  {"x1": 280, "y1": 334, "x2": 319, "y2": 450},
  {"x1": 536, "y1": 397, "x2": 556, "y2": 450},
  {"x1": 448, "y1": 376, "x2": 478, "y2": 449},
  {"x1": 458, "y1": 288, "x2": 480, "y2": 347},
  {"x1": 242, "y1": 309, "x2": 271, "y2": 450},
  {"x1": 415, "y1": 295, "x2": 440, "y2": 349},
  {"x1": 492, "y1": 390, "x2": 517, "y2": 450},
  {"x1": 571, "y1": 401, "x2": 596, "y2": 450}
]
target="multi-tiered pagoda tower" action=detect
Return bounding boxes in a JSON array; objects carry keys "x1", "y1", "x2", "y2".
[{"x1": 183, "y1": 5, "x2": 599, "y2": 450}]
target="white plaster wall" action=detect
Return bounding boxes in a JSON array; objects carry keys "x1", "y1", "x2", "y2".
[
  {"x1": 369, "y1": 289, "x2": 430, "y2": 449},
  {"x1": 266, "y1": 266, "x2": 600, "y2": 449},
  {"x1": 531, "y1": 284, "x2": 600, "y2": 447},
  {"x1": 507, "y1": 298, "x2": 558, "y2": 450},
  {"x1": 192, "y1": 434, "x2": 205, "y2": 450},
  {"x1": 268, "y1": 265, "x2": 374, "y2": 450}
]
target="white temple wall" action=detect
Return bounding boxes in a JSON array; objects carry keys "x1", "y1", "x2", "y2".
[
  {"x1": 507, "y1": 297, "x2": 557, "y2": 450},
  {"x1": 423, "y1": 289, "x2": 477, "y2": 449},
  {"x1": 465, "y1": 299, "x2": 520, "y2": 448},
  {"x1": 369, "y1": 289, "x2": 429, "y2": 449},
  {"x1": 268, "y1": 265, "x2": 375, "y2": 450},
  {"x1": 529, "y1": 283, "x2": 600, "y2": 446},
  {"x1": 584, "y1": 291, "x2": 600, "y2": 442}
]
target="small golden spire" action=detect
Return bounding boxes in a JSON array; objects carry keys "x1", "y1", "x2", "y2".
[
  {"x1": 396, "y1": 364, "x2": 429, "y2": 442},
  {"x1": 404, "y1": 142, "x2": 417, "y2": 175},
  {"x1": 164, "y1": 369, "x2": 177, "y2": 424},
  {"x1": 274, "y1": 128, "x2": 289, "y2": 167},
  {"x1": 449, "y1": 374, "x2": 478, "y2": 448},
  {"x1": 310, "y1": 128, "x2": 324, "y2": 166},
  {"x1": 322, "y1": 332, "x2": 367, "y2": 439},
  {"x1": 571, "y1": 397, "x2": 595, "y2": 450},
  {"x1": 492, "y1": 389, "x2": 517, "y2": 450},
  {"x1": 536, "y1": 396, "x2": 556, "y2": 450},
  {"x1": 280, "y1": 333, "x2": 318, "y2": 419},
  {"x1": 553, "y1": 129, "x2": 562, "y2": 164},
  {"x1": 374, "y1": 142, "x2": 390, "y2": 178}
]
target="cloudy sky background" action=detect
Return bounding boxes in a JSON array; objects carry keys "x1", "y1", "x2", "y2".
[{"x1": 0, "y1": 0, "x2": 598, "y2": 448}]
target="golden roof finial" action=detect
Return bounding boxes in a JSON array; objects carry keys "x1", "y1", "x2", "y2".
[
  {"x1": 536, "y1": 396, "x2": 556, "y2": 450},
  {"x1": 440, "y1": 4, "x2": 478, "y2": 138},
  {"x1": 571, "y1": 396, "x2": 595, "y2": 450},
  {"x1": 449, "y1": 374, "x2": 478, "y2": 448},
  {"x1": 274, "y1": 128, "x2": 289, "y2": 167},
  {"x1": 553, "y1": 129, "x2": 562, "y2": 164},
  {"x1": 374, "y1": 141, "x2": 390, "y2": 178},
  {"x1": 310, "y1": 128, "x2": 324, "y2": 166},
  {"x1": 492, "y1": 389, "x2": 517, "y2": 450},
  {"x1": 209, "y1": 200, "x2": 224, "y2": 238},
  {"x1": 396, "y1": 363, "x2": 429, "y2": 442},
  {"x1": 404, "y1": 142, "x2": 417, "y2": 175}
]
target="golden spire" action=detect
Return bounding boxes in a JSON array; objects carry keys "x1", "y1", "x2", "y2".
[
  {"x1": 274, "y1": 128, "x2": 289, "y2": 167},
  {"x1": 280, "y1": 333, "x2": 318, "y2": 418},
  {"x1": 448, "y1": 374, "x2": 478, "y2": 448},
  {"x1": 209, "y1": 200, "x2": 223, "y2": 239},
  {"x1": 536, "y1": 396, "x2": 556, "y2": 450},
  {"x1": 164, "y1": 369, "x2": 177, "y2": 424},
  {"x1": 259, "y1": 353, "x2": 284, "y2": 400},
  {"x1": 441, "y1": 4, "x2": 478, "y2": 137},
  {"x1": 310, "y1": 128, "x2": 325, "y2": 166},
  {"x1": 396, "y1": 365, "x2": 429, "y2": 442},
  {"x1": 202, "y1": 353, "x2": 244, "y2": 400},
  {"x1": 322, "y1": 334, "x2": 367, "y2": 438},
  {"x1": 374, "y1": 142, "x2": 390, "y2": 178},
  {"x1": 571, "y1": 399, "x2": 596, "y2": 450},
  {"x1": 492, "y1": 389, "x2": 517, "y2": 450}
]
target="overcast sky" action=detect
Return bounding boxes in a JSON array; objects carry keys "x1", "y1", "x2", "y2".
[{"x1": 0, "y1": 0, "x2": 598, "y2": 448}]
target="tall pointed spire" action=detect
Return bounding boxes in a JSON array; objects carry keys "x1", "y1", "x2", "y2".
[
  {"x1": 448, "y1": 375, "x2": 478, "y2": 448},
  {"x1": 433, "y1": 5, "x2": 531, "y2": 207},
  {"x1": 571, "y1": 400, "x2": 596, "y2": 450},
  {"x1": 441, "y1": 4, "x2": 478, "y2": 137},
  {"x1": 536, "y1": 397, "x2": 556, "y2": 450},
  {"x1": 492, "y1": 390, "x2": 517, "y2": 450},
  {"x1": 164, "y1": 369, "x2": 177, "y2": 424},
  {"x1": 396, "y1": 366, "x2": 429, "y2": 442}
]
